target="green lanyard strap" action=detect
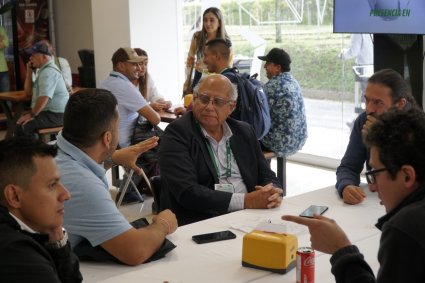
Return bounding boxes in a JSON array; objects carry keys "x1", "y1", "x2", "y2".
[{"x1": 205, "y1": 139, "x2": 231, "y2": 179}]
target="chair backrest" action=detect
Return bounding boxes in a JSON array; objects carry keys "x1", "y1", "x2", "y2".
[{"x1": 149, "y1": 176, "x2": 162, "y2": 214}]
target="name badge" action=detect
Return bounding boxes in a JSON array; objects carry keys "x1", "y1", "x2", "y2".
[{"x1": 214, "y1": 183, "x2": 234, "y2": 193}]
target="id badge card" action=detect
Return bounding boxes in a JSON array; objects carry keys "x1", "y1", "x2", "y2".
[{"x1": 214, "y1": 183, "x2": 234, "y2": 193}]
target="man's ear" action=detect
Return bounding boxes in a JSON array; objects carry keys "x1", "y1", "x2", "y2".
[
  {"x1": 101, "y1": 130, "x2": 112, "y2": 149},
  {"x1": 229, "y1": 101, "x2": 236, "y2": 113},
  {"x1": 395, "y1": 98, "x2": 407, "y2": 109},
  {"x1": 401, "y1": 165, "x2": 416, "y2": 190},
  {"x1": 115, "y1": 62, "x2": 125, "y2": 72},
  {"x1": 3, "y1": 184, "x2": 23, "y2": 209}
]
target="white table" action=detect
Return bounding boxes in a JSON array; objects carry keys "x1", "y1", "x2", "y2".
[{"x1": 80, "y1": 186, "x2": 384, "y2": 283}]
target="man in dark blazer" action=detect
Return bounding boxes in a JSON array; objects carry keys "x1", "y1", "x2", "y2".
[{"x1": 159, "y1": 74, "x2": 283, "y2": 225}]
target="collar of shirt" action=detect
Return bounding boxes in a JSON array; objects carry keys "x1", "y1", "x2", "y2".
[
  {"x1": 56, "y1": 132, "x2": 109, "y2": 188},
  {"x1": 9, "y1": 212, "x2": 38, "y2": 234},
  {"x1": 109, "y1": 71, "x2": 132, "y2": 83},
  {"x1": 39, "y1": 59, "x2": 56, "y2": 71},
  {"x1": 199, "y1": 121, "x2": 233, "y2": 143}
]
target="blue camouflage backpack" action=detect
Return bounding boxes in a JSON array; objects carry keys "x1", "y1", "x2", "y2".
[{"x1": 224, "y1": 68, "x2": 271, "y2": 139}]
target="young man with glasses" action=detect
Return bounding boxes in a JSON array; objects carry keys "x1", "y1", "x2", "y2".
[
  {"x1": 336, "y1": 68, "x2": 418, "y2": 205},
  {"x1": 159, "y1": 74, "x2": 283, "y2": 225},
  {"x1": 284, "y1": 108, "x2": 425, "y2": 282}
]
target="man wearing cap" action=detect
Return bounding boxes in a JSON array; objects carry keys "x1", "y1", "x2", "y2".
[
  {"x1": 100, "y1": 47, "x2": 161, "y2": 203},
  {"x1": 258, "y1": 48, "x2": 307, "y2": 158},
  {"x1": 100, "y1": 47, "x2": 160, "y2": 148},
  {"x1": 16, "y1": 41, "x2": 69, "y2": 138}
]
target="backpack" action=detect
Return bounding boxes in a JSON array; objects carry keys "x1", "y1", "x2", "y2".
[{"x1": 224, "y1": 67, "x2": 271, "y2": 139}]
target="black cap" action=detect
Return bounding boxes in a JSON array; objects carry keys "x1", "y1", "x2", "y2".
[{"x1": 258, "y1": 48, "x2": 291, "y2": 71}]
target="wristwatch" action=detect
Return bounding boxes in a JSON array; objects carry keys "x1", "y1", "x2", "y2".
[{"x1": 46, "y1": 228, "x2": 68, "y2": 249}]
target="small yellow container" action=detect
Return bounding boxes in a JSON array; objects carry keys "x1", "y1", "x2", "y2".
[
  {"x1": 184, "y1": 93, "x2": 193, "y2": 108},
  {"x1": 242, "y1": 230, "x2": 298, "y2": 274}
]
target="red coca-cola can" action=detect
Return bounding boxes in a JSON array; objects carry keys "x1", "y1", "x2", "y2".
[{"x1": 296, "y1": 247, "x2": 315, "y2": 283}]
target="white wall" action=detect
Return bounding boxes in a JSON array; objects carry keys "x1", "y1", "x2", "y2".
[
  {"x1": 129, "y1": 0, "x2": 184, "y2": 103},
  {"x1": 91, "y1": 0, "x2": 131, "y2": 87},
  {"x1": 53, "y1": 0, "x2": 185, "y2": 102},
  {"x1": 53, "y1": 0, "x2": 93, "y2": 74}
]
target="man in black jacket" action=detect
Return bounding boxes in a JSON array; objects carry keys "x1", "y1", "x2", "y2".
[
  {"x1": 159, "y1": 74, "x2": 283, "y2": 225},
  {"x1": 283, "y1": 108, "x2": 425, "y2": 282},
  {"x1": 0, "y1": 137, "x2": 82, "y2": 282}
]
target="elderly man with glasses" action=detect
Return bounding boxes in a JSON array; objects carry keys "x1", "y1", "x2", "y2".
[
  {"x1": 283, "y1": 108, "x2": 425, "y2": 282},
  {"x1": 159, "y1": 74, "x2": 283, "y2": 226}
]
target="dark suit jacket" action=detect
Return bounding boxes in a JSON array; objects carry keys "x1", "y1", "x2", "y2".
[{"x1": 158, "y1": 112, "x2": 280, "y2": 225}]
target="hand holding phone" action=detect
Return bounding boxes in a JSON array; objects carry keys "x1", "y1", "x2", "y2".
[
  {"x1": 299, "y1": 205, "x2": 329, "y2": 218},
  {"x1": 192, "y1": 230, "x2": 236, "y2": 244}
]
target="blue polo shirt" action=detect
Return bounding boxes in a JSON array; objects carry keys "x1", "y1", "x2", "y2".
[
  {"x1": 56, "y1": 132, "x2": 132, "y2": 249},
  {"x1": 100, "y1": 71, "x2": 148, "y2": 147},
  {"x1": 31, "y1": 60, "x2": 69, "y2": 113}
]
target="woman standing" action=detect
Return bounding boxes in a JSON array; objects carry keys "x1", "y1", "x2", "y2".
[{"x1": 183, "y1": 7, "x2": 232, "y2": 94}]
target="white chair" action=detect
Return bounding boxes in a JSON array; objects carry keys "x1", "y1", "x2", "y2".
[{"x1": 115, "y1": 167, "x2": 151, "y2": 208}]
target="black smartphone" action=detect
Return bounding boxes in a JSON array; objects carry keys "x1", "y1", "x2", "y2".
[
  {"x1": 192, "y1": 230, "x2": 236, "y2": 244},
  {"x1": 299, "y1": 205, "x2": 329, "y2": 218}
]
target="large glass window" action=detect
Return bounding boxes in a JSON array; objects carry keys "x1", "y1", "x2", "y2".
[{"x1": 182, "y1": 0, "x2": 373, "y2": 166}]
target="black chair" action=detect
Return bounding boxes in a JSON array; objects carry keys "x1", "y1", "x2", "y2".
[{"x1": 149, "y1": 176, "x2": 162, "y2": 214}]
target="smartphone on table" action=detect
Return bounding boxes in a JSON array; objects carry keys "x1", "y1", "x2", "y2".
[
  {"x1": 299, "y1": 205, "x2": 329, "y2": 218},
  {"x1": 192, "y1": 230, "x2": 236, "y2": 244}
]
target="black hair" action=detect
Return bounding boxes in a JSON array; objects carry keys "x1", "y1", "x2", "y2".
[
  {"x1": 205, "y1": 38, "x2": 231, "y2": 60},
  {"x1": 62, "y1": 88, "x2": 118, "y2": 148},
  {"x1": 0, "y1": 137, "x2": 57, "y2": 201},
  {"x1": 364, "y1": 108, "x2": 425, "y2": 184},
  {"x1": 368, "y1": 69, "x2": 417, "y2": 107}
]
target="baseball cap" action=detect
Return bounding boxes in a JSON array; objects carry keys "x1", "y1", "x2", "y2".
[
  {"x1": 25, "y1": 42, "x2": 52, "y2": 56},
  {"x1": 258, "y1": 48, "x2": 291, "y2": 71},
  {"x1": 111, "y1": 47, "x2": 147, "y2": 65}
]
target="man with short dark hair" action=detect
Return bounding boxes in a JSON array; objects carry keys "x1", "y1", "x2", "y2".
[
  {"x1": 159, "y1": 74, "x2": 283, "y2": 225},
  {"x1": 284, "y1": 108, "x2": 425, "y2": 282},
  {"x1": 258, "y1": 48, "x2": 307, "y2": 157},
  {"x1": 56, "y1": 88, "x2": 177, "y2": 266},
  {"x1": 0, "y1": 137, "x2": 82, "y2": 282},
  {"x1": 336, "y1": 69, "x2": 417, "y2": 205},
  {"x1": 16, "y1": 41, "x2": 69, "y2": 137}
]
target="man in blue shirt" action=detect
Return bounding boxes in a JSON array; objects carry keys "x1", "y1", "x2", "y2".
[
  {"x1": 100, "y1": 47, "x2": 160, "y2": 148},
  {"x1": 57, "y1": 89, "x2": 177, "y2": 265},
  {"x1": 15, "y1": 41, "x2": 69, "y2": 138},
  {"x1": 258, "y1": 48, "x2": 307, "y2": 157}
]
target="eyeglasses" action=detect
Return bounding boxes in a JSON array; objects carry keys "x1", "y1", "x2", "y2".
[
  {"x1": 195, "y1": 93, "x2": 232, "y2": 108},
  {"x1": 365, "y1": 167, "x2": 387, "y2": 184}
]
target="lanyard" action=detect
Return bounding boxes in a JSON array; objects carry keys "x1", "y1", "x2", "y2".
[
  {"x1": 109, "y1": 72, "x2": 128, "y2": 82},
  {"x1": 205, "y1": 139, "x2": 231, "y2": 179}
]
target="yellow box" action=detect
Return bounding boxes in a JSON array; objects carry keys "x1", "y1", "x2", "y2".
[{"x1": 242, "y1": 230, "x2": 297, "y2": 274}]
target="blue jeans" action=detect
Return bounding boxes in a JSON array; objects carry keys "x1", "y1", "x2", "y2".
[{"x1": 0, "y1": 71, "x2": 10, "y2": 92}]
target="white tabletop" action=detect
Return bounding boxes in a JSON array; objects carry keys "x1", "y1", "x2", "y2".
[{"x1": 80, "y1": 186, "x2": 384, "y2": 283}]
